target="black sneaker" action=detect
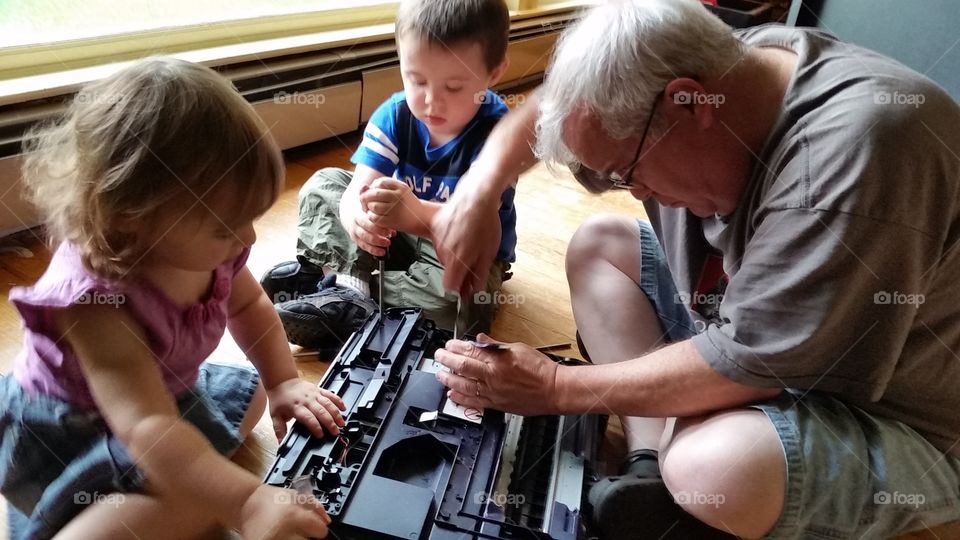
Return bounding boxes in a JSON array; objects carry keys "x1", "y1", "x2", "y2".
[
  {"x1": 275, "y1": 278, "x2": 378, "y2": 350},
  {"x1": 260, "y1": 260, "x2": 325, "y2": 304},
  {"x1": 575, "y1": 330, "x2": 592, "y2": 363},
  {"x1": 586, "y1": 450, "x2": 738, "y2": 539}
]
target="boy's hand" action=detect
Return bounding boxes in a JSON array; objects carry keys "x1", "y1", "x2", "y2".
[
  {"x1": 360, "y1": 179, "x2": 424, "y2": 233},
  {"x1": 239, "y1": 484, "x2": 331, "y2": 539},
  {"x1": 267, "y1": 378, "x2": 346, "y2": 441},
  {"x1": 341, "y1": 182, "x2": 393, "y2": 257}
]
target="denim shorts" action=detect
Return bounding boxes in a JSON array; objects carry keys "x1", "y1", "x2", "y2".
[
  {"x1": 1, "y1": 361, "x2": 260, "y2": 540},
  {"x1": 634, "y1": 219, "x2": 960, "y2": 539}
]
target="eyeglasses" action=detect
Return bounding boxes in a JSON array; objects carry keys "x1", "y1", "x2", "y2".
[{"x1": 572, "y1": 92, "x2": 662, "y2": 193}]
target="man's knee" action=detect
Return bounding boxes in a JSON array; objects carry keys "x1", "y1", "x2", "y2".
[
  {"x1": 566, "y1": 214, "x2": 641, "y2": 277},
  {"x1": 660, "y1": 410, "x2": 785, "y2": 538}
]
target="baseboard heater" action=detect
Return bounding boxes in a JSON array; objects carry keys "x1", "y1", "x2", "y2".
[{"x1": 0, "y1": 11, "x2": 576, "y2": 236}]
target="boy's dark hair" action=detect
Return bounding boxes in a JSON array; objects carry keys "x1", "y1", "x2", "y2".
[{"x1": 396, "y1": 0, "x2": 510, "y2": 71}]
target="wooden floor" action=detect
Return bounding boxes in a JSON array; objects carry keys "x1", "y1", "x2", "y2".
[{"x1": 0, "y1": 131, "x2": 956, "y2": 539}]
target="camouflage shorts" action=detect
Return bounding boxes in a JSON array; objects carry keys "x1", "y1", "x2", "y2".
[{"x1": 296, "y1": 167, "x2": 509, "y2": 334}]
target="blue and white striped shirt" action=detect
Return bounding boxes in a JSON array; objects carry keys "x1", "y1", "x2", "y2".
[{"x1": 351, "y1": 90, "x2": 517, "y2": 262}]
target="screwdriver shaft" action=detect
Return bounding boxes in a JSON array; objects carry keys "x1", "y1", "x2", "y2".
[
  {"x1": 453, "y1": 295, "x2": 461, "y2": 340},
  {"x1": 378, "y1": 258, "x2": 385, "y2": 314}
]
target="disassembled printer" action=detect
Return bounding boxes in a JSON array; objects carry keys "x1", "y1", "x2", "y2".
[{"x1": 264, "y1": 308, "x2": 605, "y2": 539}]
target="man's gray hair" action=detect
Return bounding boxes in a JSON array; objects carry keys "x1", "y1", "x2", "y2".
[{"x1": 535, "y1": 0, "x2": 745, "y2": 169}]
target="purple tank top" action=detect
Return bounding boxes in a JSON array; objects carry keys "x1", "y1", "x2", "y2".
[{"x1": 9, "y1": 242, "x2": 250, "y2": 409}]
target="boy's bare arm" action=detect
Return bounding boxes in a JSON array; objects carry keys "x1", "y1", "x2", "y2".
[
  {"x1": 342, "y1": 164, "x2": 382, "y2": 209},
  {"x1": 404, "y1": 200, "x2": 443, "y2": 241},
  {"x1": 340, "y1": 164, "x2": 395, "y2": 257},
  {"x1": 408, "y1": 200, "x2": 441, "y2": 240}
]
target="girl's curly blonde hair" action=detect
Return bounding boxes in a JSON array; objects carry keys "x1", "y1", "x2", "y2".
[{"x1": 22, "y1": 56, "x2": 284, "y2": 278}]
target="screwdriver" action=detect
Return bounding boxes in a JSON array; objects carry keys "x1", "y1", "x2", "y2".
[
  {"x1": 378, "y1": 257, "x2": 385, "y2": 315},
  {"x1": 377, "y1": 242, "x2": 389, "y2": 316},
  {"x1": 453, "y1": 295, "x2": 461, "y2": 340},
  {"x1": 362, "y1": 183, "x2": 387, "y2": 317}
]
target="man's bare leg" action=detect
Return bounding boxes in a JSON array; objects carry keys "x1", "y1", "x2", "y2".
[
  {"x1": 566, "y1": 214, "x2": 670, "y2": 451},
  {"x1": 661, "y1": 410, "x2": 786, "y2": 538},
  {"x1": 568, "y1": 215, "x2": 786, "y2": 537}
]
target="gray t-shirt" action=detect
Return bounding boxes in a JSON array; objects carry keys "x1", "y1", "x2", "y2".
[{"x1": 646, "y1": 25, "x2": 960, "y2": 454}]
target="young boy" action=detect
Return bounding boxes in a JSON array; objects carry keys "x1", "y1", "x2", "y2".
[{"x1": 261, "y1": 0, "x2": 517, "y2": 349}]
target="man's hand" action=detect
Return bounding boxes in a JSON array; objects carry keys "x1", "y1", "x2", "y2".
[
  {"x1": 434, "y1": 334, "x2": 561, "y2": 415},
  {"x1": 267, "y1": 378, "x2": 346, "y2": 441},
  {"x1": 360, "y1": 178, "x2": 424, "y2": 233},
  {"x1": 431, "y1": 166, "x2": 504, "y2": 296},
  {"x1": 432, "y1": 93, "x2": 541, "y2": 295}
]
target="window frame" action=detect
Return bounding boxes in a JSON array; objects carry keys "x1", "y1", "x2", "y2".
[
  {"x1": 0, "y1": 2, "x2": 400, "y2": 81},
  {"x1": 0, "y1": 0, "x2": 591, "y2": 104}
]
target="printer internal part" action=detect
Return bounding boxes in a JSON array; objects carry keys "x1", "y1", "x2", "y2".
[{"x1": 264, "y1": 307, "x2": 605, "y2": 539}]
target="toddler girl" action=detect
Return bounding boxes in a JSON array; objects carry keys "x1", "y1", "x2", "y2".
[{"x1": 0, "y1": 57, "x2": 343, "y2": 539}]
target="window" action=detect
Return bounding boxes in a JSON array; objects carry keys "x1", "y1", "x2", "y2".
[
  {"x1": 0, "y1": 1, "x2": 400, "y2": 82},
  {"x1": 0, "y1": 0, "x2": 386, "y2": 48},
  {"x1": 0, "y1": 0, "x2": 586, "y2": 99}
]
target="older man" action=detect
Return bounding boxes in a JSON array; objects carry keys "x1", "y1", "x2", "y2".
[{"x1": 431, "y1": 0, "x2": 960, "y2": 538}]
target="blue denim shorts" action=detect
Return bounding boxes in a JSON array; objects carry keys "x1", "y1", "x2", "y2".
[
  {"x1": 1, "y1": 361, "x2": 260, "y2": 540},
  {"x1": 635, "y1": 219, "x2": 960, "y2": 539}
]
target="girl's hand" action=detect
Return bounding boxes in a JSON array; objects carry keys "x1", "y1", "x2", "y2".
[
  {"x1": 268, "y1": 378, "x2": 346, "y2": 440},
  {"x1": 239, "y1": 484, "x2": 331, "y2": 539},
  {"x1": 360, "y1": 178, "x2": 423, "y2": 232}
]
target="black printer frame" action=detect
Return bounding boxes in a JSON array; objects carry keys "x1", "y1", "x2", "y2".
[{"x1": 264, "y1": 308, "x2": 603, "y2": 540}]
